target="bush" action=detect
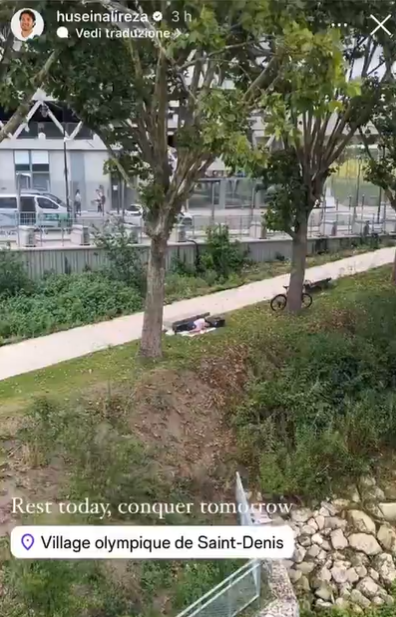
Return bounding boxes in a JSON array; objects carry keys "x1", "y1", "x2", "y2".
[
  {"x1": 0, "y1": 271, "x2": 143, "y2": 342},
  {"x1": 232, "y1": 287, "x2": 396, "y2": 500},
  {"x1": 93, "y1": 218, "x2": 146, "y2": 294},
  {"x1": 0, "y1": 248, "x2": 33, "y2": 298},
  {"x1": 199, "y1": 225, "x2": 248, "y2": 279}
]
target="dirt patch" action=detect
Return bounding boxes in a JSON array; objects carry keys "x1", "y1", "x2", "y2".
[
  {"x1": 0, "y1": 348, "x2": 252, "y2": 536},
  {"x1": 129, "y1": 361, "x2": 246, "y2": 497}
]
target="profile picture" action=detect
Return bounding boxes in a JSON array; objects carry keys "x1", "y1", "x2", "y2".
[{"x1": 11, "y1": 8, "x2": 44, "y2": 41}]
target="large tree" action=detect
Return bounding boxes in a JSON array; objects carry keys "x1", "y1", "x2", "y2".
[
  {"x1": 32, "y1": 0, "x2": 298, "y2": 358},
  {"x1": 254, "y1": 0, "x2": 396, "y2": 312}
]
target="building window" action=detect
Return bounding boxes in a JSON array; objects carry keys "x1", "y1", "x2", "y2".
[{"x1": 14, "y1": 151, "x2": 50, "y2": 191}]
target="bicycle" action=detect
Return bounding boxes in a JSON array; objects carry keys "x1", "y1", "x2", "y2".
[{"x1": 270, "y1": 285, "x2": 313, "y2": 312}]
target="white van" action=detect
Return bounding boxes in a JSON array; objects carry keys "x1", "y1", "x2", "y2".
[{"x1": 0, "y1": 192, "x2": 69, "y2": 229}]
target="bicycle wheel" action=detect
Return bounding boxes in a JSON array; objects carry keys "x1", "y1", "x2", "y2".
[
  {"x1": 270, "y1": 294, "x2": 287, "y2": 312},
  {"x1": 302, "y1": 292, "x2": 312, "y2": 308}
]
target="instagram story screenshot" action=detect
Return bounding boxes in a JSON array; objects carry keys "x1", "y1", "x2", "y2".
[{"x1": 0, "y1": 0, "x2": 396, "y2": 615}]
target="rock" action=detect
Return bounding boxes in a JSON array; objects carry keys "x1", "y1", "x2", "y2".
[
  {"x1": 372, "y1": 596, "x2": 384, "y2": 606},
  {"x1": 335, "y1": 597, "x2": 350, "y2": 609},
  {"x1": 293, "y1": 545, "x2": 306, "y2": 563},
  {"x1": 369, "y1": 568, "x2": 380, "y2": 582},
  {"x1": 315, "y1": 599, "x2": 333, "y2": 608},
  {"x1": 326, "y1": 516, "x2": 347, "y2": 530},
  {"x1": 381, "y1": 480, "x2": 396, "y2": 501},
  {"x1": 324, "y1": 558, "x2": 333, "y2": 569},
  {"x1": 288, "y1": 569, "x2": 302, "y2": 583},
  {"x1": 379, "y1": 502, "x2": 396, "y2": 522},
  {"x1": 347, "y1": 510, "x2": 376, "y2": 534},
  {"x1": 322, "y1": 528, "x2": 332, "y2": 537},
  {"x1": 316, "y1": 567, "x2": 332, "y2": 583},
  {"x1": 350, "y1": 553, "x2": 369, "y2": 568},
  {"x1": 282, "y1": 559, "x2": 294, "y2": 569},
  {"x1": 377, "y1": 522, "x2": 396, "y2": 554},
  {"x1": 331, "y1": 565, "x2": 348, "y2": 584},
  {"x1": 317, "y1": 549, "x2": 327, "y2": 562},
  {"x1": 311, "y1": 533, "x2": 323, "y2": 545},
  {"x1": 296, "y1": 561, "x2": 316, "y2": 574},
  {"x1": 306, "y1": 544, "x2": 320, "y2": 558},
  {"x1": 321, "y1": 539, "x2": 331, "y2": 551},
  {"x1": 339, "y1": 584, "x2": 352, "y2": 598},
  {"x1": 307, "y1": 517, "x2": 318, "y2": 530},
  {"x1": 301, "y1": 524, "x2": 316, "y2": 536},
  {"x1": 355, "y1": 566, "x2": 368, "y2": 579},
  {"x1": 350, "y1": 589, "x2": 371, "y2": 608},
  {"x1": 291, "y1": 508, "x2": 312, "y2": 524},
  {"x1": 350, "y1": 606, "x2": 363, "y2": 614},
  {"x1": 365, "y1": 501, "x2": 385, "y2": 520},
  {"x1": 348, "y1": 533, "x2": 382, "y2": 555},
  {"x1": 320, "y1": 502, "x2": 337, "y2": 516},
  {"x1": 315, "y1": 584, "x2": 333, "y2": 601},
  {"x1": 384, "y1": 594, "x2": 395, "y2": 605},
  {"x1": 299, "y1": 536, "x2": 312, "y2": 547},
  {"x1": 346, "y1": 568, "x2": 360, "y2": 584},
  {"x1": 356, "y1": 576, "x2": 379, "y2": 599},
  {"x1": 348, "y1": 486, "x2": 361, "y2": 503},
  {"x1": 332, "y1": 498, "x2": 351, "y2": 512},
  {"x1": 315, "y1": 515, "x2": 325, "y2": 530},
  {"x1": 331, "y1": 528, "x2": 348, "y2": 550},
  {"x1": 372, "y1": 553, "x2": 396, "y2": 586},
  {"x1": 359, "y1": 475, "x2": 376, "y2": 488},
  {"x1": 296, "y1": 574, "x2": 310, "y2": 592}
]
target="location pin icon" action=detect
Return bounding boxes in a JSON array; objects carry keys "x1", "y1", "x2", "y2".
[{"x1": 21, "y1": 533, "x2": 34, "y2": 551}]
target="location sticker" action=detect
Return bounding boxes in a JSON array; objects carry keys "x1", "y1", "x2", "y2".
[{"x1": 21, "y1": 533, "x2": 34, "y2": 551}]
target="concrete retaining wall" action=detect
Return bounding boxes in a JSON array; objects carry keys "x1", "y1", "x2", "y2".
[{"x1": 13, "y1": 234, "x2": 390, "y2": 280}]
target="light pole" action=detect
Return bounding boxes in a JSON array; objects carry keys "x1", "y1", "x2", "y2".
[{"x1": 62, "y1": 106, "x2": 71, "y2": 221}]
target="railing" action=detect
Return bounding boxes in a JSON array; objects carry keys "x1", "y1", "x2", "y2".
[
  {"x1": 174, "y1": 474, "x2": 264, "y2": 617},
  {"x1": 174, "y1": 560, "x2": 262, "y2": 617}
]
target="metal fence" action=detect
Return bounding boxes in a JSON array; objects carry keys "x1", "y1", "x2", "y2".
[{"x1": 174, "y1": 474, "x2": 263, "y2": 617}]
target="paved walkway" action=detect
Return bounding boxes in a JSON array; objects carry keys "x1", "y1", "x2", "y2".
[{"x1": 0, "y1": 247, "x2": 394, "y2": 382}]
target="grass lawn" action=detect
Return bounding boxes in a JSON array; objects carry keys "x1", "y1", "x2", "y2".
[{"x1": 0, "y1": 250, "x2": 391, "y2": 414}]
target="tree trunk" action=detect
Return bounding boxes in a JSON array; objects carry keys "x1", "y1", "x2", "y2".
[
  {"x1": 139, "y1": 234, "x2": 168, "y2": 358},
  {"x1": 287, "y1": 218, "x2": 308, "y2": 313}
]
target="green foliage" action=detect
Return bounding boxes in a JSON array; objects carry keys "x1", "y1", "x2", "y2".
[
  {"x1": 0, "y1": 248, "x2": 34, "y2": 298},
  {"x1": 260, "y1": 147, "x2": 308, "y2": 233},
  {"x1": 93, "y1": 218, "x2": 147, "y2": 294},
  {"x1": 2, "y1": 558, "x2": 140, "y2": 617},
  {"x1": 200, "y1": 225, "x2": 249, "y2": 279},
  {"x1": 0, "y1": 271, "x2": 143, "y2": 343},
  {"x1": 232, "y1": 286, "x2": 396, "y2": 499}
]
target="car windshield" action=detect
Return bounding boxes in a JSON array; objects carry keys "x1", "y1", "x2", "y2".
[{"x1": 44, "y1": 194, "x2": 67, "y2": 208}]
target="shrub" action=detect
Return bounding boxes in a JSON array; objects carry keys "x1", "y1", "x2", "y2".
[
  {"x1": 0, "y1": 271, "x2": 143, "y2": 342},
  {"x1": 232, "y1": 286, "x2": 396, "y2": 500},
  {"x1": 93, "y1": 218, "x2": 146, "y2": 294},
  {"x1": 200, "y1": 225, "x2": 248, "y2": 279},
  {"x1": 0, "y1": 248, "x2": 33, "y2": 298}
]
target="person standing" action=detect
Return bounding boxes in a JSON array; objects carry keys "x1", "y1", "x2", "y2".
[{"x1": 74, "y1": 189, "x2": 82, "y2": 216}]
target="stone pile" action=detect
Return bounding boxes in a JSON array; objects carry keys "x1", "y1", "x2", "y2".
[{"x1": 252, "y1": 474, "x2": 396, "y2": 612}]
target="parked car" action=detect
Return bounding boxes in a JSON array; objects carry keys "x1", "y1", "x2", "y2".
[{"x1": 0, "y1": 191, "x2": 69, "y2": 228}]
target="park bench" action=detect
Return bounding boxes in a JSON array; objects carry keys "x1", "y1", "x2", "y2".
[{"x1": 303, "y1": 277, "x2": 332, "y2": 293}]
